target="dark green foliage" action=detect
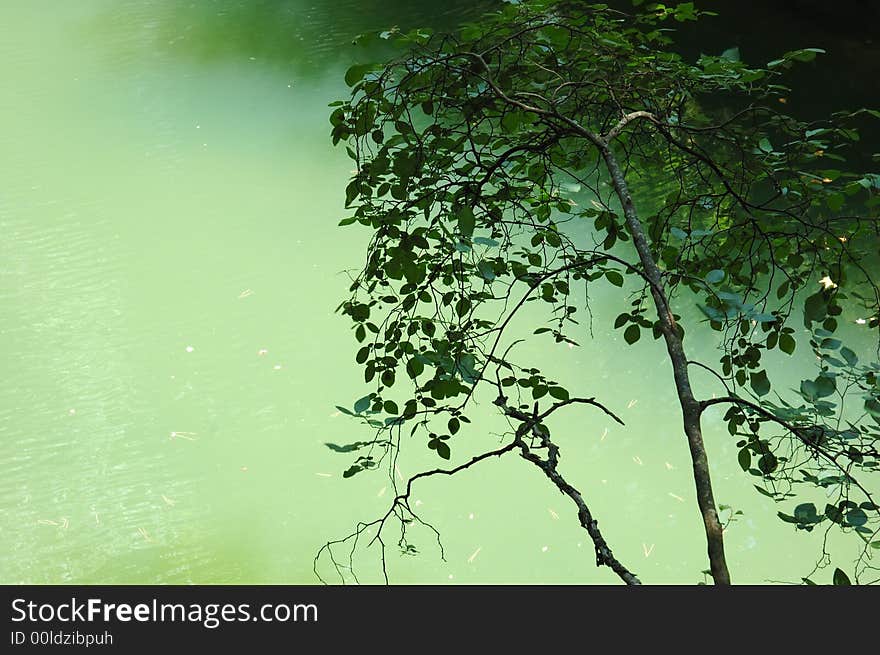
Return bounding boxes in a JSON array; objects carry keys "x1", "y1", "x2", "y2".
[{"x1": 325, "y1": 0, "x2": 880, "y2": 583}]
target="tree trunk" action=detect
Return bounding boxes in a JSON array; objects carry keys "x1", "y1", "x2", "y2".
[{"x1": 599, "y1": 142, "x2": 732, "y2": 585}]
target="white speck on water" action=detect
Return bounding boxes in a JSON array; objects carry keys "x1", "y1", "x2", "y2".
[
  {"x1": 448, "y1": 574, "x2": 454, "y2": 580},
  {"x1": 273, "y1": 364, "x2": 282, "y2": 370},
  {"x1": 665, "y1": 461, "x2": 674, "y2": 470},
  {"x1": 468, "y1": 512, "x2": 474, "y2": 520},
  {"x1": 632, "y1": 455, "x2": 643, "y2": 466},
  {"x1": 377, "y1": 486, "x2": 386, "y2": 498},
  {"x1": 68, "y1": 409, "x2": 76, "y2": 415},
  {"x1": 414, "y1": 499, "x2": 423, "y2": 507},
  {"x1": 315, "y1": 473, "x2": 332, "y2": 478},
  {"x1": 541, "y1": 546, "x2": 549, "y2": 553},
  {"x1": 258, "y1": 349, "x2": 268, "y2": 356},
  {"x1": 467, "y1": 547, "x2": 482, "y2": 563},
  {"x1": 185, "y1": 346, "x2": 194, "y2": 353},
  {"x1": 856, "y1": 318, "x2": 867, "y2": 325},
  {"x1": 668, "y1": 492, "x2": 685, "y2": 503}
]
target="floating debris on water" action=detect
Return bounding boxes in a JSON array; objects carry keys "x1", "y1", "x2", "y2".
[
  {"x1": 467, "y1": 547, "x2": 482, "y2": 563},
  {"x1": 185, "y1": 346, "x2": 194, "y2": 353},
  {"x1": 169, "y1": 431, "x2": 198, "y2": 441},
  {"x1": 665, "y1": 462, "x2": 674, "y2": 470},
  {"x1": 668, "y1": 492, "x2": 685, "y2": 503},
  {"x1": 137, "y1": 527, "x2": 152, "y2": 542},
  {"x1": 377, "y1": 486, "x2": 386, "y2": 498},
  {"x1": 600, "y1": 428, "x2": 608, "y2": 442},
  {"x1": 162, "y1": 495, "x2": 176, "y2": 506},
  {"x1": 468, "y1": 512, "x2": 474, "y2": 520},
  {"x1": 239, "y1": 289, "x2": 254, "y2": 299},
  {"x1": 642, "y1": 543, "x2": 655, "y2": 558},
  {"x1": 273, "y1": 364, "x2": 282, "y2": 370},
  {"x1": 627, "y1": 399, "x2": 638, "y2": 409},
  {"x1": 258, "y1": 348, "x2": 268, "y2": 356},
  {"x1": 548, "y1": 508, "x2": 559, "y2": 520},
  {"x1": 541, "y1": 546, "x2": 549, "y2": 553},
  {"x1": 315, "y1": 472, "x2": 332, "y2": 478},
  {"x1": 632, "y1": 455, "x2": 643, "y2": 466},
  {"x1": 37, "y1": 519, "x2": 59, "y2": 526},
  {"x1": 68, "y1": 409, "x2": 76, "y2": 415}
]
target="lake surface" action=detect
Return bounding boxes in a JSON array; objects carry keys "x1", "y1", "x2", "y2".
[{"x1": 1, "y1": 0, "x2": 876, "y2": 584}]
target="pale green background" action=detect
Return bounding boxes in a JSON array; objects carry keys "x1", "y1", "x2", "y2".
[{"x1": 1, "y1": 0, "x2": 874, "y2": 584}]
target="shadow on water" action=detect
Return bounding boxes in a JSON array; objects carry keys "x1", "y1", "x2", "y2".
[{"x1": 89, "y1": 0, "x2": 494, "y2": 78}]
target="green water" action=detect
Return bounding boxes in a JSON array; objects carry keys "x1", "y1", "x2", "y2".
[{"x1": 0, "y1": 1, "x2": 875, "y2": 584}]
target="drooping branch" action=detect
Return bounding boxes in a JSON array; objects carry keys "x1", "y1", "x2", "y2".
[
  {"x1": 700, "y1": 395, "x2": 878, "y2": 510},
  {"x1": 493, "y1": 394, "x2": 641, "y2": 585}
]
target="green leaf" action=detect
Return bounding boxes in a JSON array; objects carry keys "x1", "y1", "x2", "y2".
[
  {"x1": 793, "y1": 503, "x2": 820, "y2": 524},
  {"x1": 758, "y1": 452, "x2": 778, "y2": 474},
  {"x1": 833, "y1": 568, "x2": 851, "y2": 585},
  {"x1": 846, "y1": 507, "x2": 868, "y2": 527},
  {"x1": 623, "y1": 324, "x2": 641, "y2": 344},
  {"x1": 720, "y1": 47, "x2": 740, "y2": 62},
  {"x1": 344, "y1": 63, "x2": 379, "y2": 87},
  {"x1": 343, "y1": 465, "x2": 363, "y2": 478},
  {"x1": 814, "y1": 375, "x2": 836, "y2": 398},
  {"x1": 779, "y1": 333, "x2": 796, "y2": 355},
  {"x1": 407, "y1": 357, "x2": 424, "y2": 379},
  {"x1": 738, "y1": 448, "x2": 751, "y2": 471},
  {"x1": 354, "y1": 395, "x2": 373, "y2": 413},
  {"x1": 750, "y1": 370, "x2": 771, "y2": 397},
  {"x1": 605, "y1": 270, "x2": 624, "y2": 287},
  {"x1": 436, "y1": 441, "x2": 451, "y2": 460},
  {"x1": 840, "y1": 347, "x2": 858, "y2": 367},
  {"x1": 804, "y1": 292, "x2": 827, "y2": 323},
  {"x1": 548, "y1": 386, "x2": 570, "y2": 401},
  {"x1": 458, "y1": 207, "x2": 476, "y2": 237},
  {"x1": 705, "y1": 269, "x2": 725, "y2": 284}
]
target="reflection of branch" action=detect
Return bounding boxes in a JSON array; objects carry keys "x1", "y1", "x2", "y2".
[{"x1": 493, "y1": 394, "x2": 641, "y2": 585}]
